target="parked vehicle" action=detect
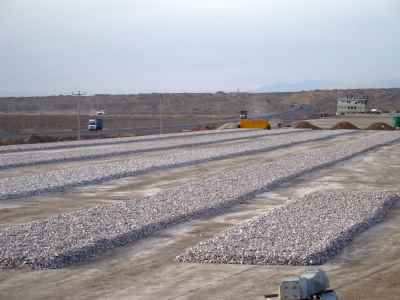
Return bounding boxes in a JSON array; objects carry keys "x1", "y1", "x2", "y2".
[
  {"x1": 88, "y1": 118, "x2": 103, "y2": 131},
  {"x1": 240, "y1": 110, "x2": 248, "y2": 119},
  {"x1": 239, "y1": 119, "x2": 271, "y2": 129}
]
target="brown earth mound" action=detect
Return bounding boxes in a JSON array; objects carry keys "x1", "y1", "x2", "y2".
[
  {"x1": 366, "y1": 122, "x2": 395, "y2": 130},
  {"x1": 331, "y1": 121, "x2": 359, "y2": 130},
  {"x1": 294, "y1": 121, "x2": 321, "y2": 130}
]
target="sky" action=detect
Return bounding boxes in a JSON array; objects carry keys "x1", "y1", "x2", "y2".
[{"x1": 1, "y1": 0, "x2": 399, "y2": 96}]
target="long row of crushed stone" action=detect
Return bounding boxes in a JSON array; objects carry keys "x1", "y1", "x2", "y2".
[
  {"x1": 0, "y1": 129, "x2": 304, "y2": 170},
  {"x1": 0, "y1": 128, "x2": 261, "y2": 154},
  {"x1": 0, "y1": 132, "x2": 399, "y2": 269},
  {"x1": 0, "y1": 130, "x2": 350, "y2": 201},
  {"x1": 176, "y1": 191, "x2": 399, "y2": 266}
]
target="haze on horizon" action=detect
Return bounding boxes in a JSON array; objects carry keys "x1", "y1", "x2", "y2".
[{"x1": 1, "y1": 0, "x2": 399, "y2": 97}]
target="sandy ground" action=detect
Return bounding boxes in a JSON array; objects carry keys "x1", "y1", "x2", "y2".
[
  {"x1": 0, "y1": 132, "x2": 399, "y2": 299},
  {"x1": 0, "y1": 113, "x2": 237, "y2": 139}
]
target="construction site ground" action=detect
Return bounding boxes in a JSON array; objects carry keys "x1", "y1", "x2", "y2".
[
  {"x1": 305, "y1": 115, "x2": 394, "y2": 129},
  {"x1": 0, "y1": 113, "x2": 236, "y2": 140},
  {"x1": 0, "y1": 131, "x2": 399, "y2": 300}
]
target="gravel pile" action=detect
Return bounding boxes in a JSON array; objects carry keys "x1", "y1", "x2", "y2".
[
  {"x1": 0, "y1": 129, "x2": 303, "y2": 169},
  {"x1": 0, "y1": 132, "x2": 399, "y2": 269},
  {"x1": 0, "y1": 130, "x2": 348, "y2": 201},
  {"x1": 176, "y1": 191, "x2": 399, "y2": 265},
  {"x1": 0, "y1": 128, "x2": 259, "y2": 154}
]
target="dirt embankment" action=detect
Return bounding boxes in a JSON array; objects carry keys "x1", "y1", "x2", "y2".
[
  {"x1": 0, "y1": 114, "x2": 226, "y2": 133},
  {"x1": 1, "y1": 88, "x2": 400, "y2": 116},
  {"x1": 0, "y1": 113, "x2": 226, "y2": 144}
]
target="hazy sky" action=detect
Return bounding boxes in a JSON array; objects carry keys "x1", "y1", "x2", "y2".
[{"x1": 1, "y1": 0, "x2": 399, "y2": 96}]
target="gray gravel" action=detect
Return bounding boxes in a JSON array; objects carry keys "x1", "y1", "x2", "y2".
[
  {"x1": 0, "y1": 128, "x2": 259, "y2": 154},
  {"x1": 176, "y1": 191, "x2": 399, "y2": 265},
  {"x1": 0, "y1": 132, "x2": 399, "y2": 269},
  {"x1": 0, "y1": 129, "x2": 304, "y2": 169},
  {"x1": 0, "y1": 130, "x2": 348, "y2": 201}
]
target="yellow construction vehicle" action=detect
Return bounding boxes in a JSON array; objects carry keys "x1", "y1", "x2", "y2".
[
  {"x1": 239, "y1": 111, "x2": 271, "y2": 129},
  {"x1": 239, "y1": 119, "x2": 271, "y2": 129}
]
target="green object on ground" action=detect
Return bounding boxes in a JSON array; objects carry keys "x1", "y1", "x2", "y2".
[{"x1": 393, "y1": 116, "x2": 400, "y2": 128}]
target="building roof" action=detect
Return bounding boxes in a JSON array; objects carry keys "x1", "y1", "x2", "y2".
[{"x1": 337, "y1": 95, "x2": 368, "y2": 103}]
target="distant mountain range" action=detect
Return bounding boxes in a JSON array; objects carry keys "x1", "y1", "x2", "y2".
[{"x1": 257, "y1": 80, "x2": 400, "y2": 93}]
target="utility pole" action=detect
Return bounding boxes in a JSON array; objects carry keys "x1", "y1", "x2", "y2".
[
  {"x1": 72, "y1": 91, "x2": 86, "y2": 140},
  {"x1": 159, "y1": 94, "x2": 163, "y2": 134}
]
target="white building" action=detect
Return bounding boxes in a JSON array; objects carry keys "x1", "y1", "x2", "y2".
[{"x1": 336, "y1": 95, "x2": 368, "y2": 115}]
